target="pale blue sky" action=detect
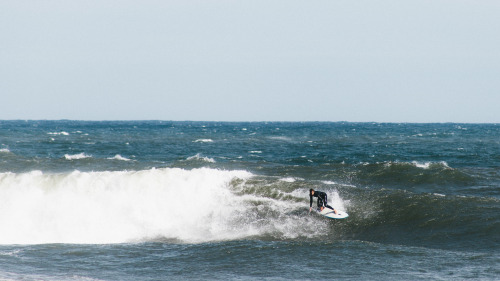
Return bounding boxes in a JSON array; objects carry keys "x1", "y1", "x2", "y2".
[{"x1": 1, "y1": 0, "x2": 499, "y2": 122}]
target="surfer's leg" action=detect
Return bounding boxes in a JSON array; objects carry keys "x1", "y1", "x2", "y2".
[
  {"x1": 323, "y1": 195, "x2": 337, "y2": 213},
  {"x1": 317, "y1": 198, "x2": 324, "y2": 211},
  {"x1": 325, "y1": 204, "x2": 337, "y2": 214}
]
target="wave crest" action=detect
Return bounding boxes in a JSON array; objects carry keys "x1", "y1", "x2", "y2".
[
  {"x1": 186, "y1": 153, "x2": 216, "y2": 163},
  {"x1": 355, "y1": 161, "x2": 474, "y2": 188},
  {"x1": 64, "y1": 153, "x2": 92, "y2": 160},
  {"x1": 107, "y1": 154, "x2": 131, "y2": 161}
]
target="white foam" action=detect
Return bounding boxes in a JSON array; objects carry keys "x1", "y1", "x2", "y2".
[
  {"x1": 0, "y1": 168, "x2": 257, "y2": 244},
  {"x1": 280, "y1": 177, "x2": 297, "y2": 183},
  {"x1": 412, "y1": 161, "x2": 432, "y2": 169},
  {"x1": 107, "y1": 154, "x2": 131, "y2": 161},
  {"x1": 439, "y1": 161, "x2": 451, "y2": 169},
  {"x1": 186, "y1": 153, "x2": 216, "y2": 163},
  {"x1": 193, "y1": 139, "x2": 213, "y2": 143},
  {"x1": 328, "y1": 190, "x2": 348, "y2": 212},
  {"x1": 0, "y1": 148, "x2": 10, "y2": 153},
  {"x1": 48, "y1": 132, "x2": 70, "y2": 136},
  {"x1": 64, "y1": 153, "x2": 91, "y2": 160},
  {"x1": 322, "y1": 181, "x2": 337, "y2": 185},
  {"x1": 268, "y1": 136, "x2": 292, "y2": 141},
  {"x1": 412, "y1": 161, "x2": 450, "y2": 169},
  {"x1": 0, "y1": 249, "x2": 20, "y2": 257}
]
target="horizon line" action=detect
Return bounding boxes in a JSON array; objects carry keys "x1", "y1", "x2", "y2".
[{"x1": 1, "y1": 119, "x2": 498, "y2": 125}]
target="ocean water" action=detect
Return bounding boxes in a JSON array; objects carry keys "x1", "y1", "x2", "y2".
[{"x1": 0, "y1": 121, "x2": 498, "y2": 280}]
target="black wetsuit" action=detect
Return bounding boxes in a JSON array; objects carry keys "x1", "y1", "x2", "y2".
[{"x1": 310, "y1": 191, "x2": 335, "y2": 211}]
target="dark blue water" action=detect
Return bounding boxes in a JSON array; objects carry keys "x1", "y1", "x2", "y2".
[{"x1": 0, "y1": 121, "x2": 499, "y2": 280}]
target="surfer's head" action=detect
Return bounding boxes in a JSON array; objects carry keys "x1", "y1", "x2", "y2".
[{"x1": 309, "y1": 189, "x2": 314, "y2": 196}]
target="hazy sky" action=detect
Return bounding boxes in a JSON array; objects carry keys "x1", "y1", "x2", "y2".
[{"x1": 1, "y1": 0, "x2": 499, "y2": 122}]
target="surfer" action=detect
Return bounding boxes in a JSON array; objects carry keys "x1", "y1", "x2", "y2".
[{"x1": 309, "y1": 189, "x2": 338, "y2": 214}]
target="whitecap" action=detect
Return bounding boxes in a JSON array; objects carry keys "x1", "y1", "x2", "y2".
[
  {"x1": 107, "y1": 154, "x2": 131, "y2": 161},
  {"x1": 412, "y1": 161, "x2": 432, "y2": 169},
  {"x1": 186, "y1": 153, "x2": 216, "y2": 163},
  {"x1": 194, "y1": 139, "x2": 214, "y2": 143},
  {"x1": 64, "y1": 153, "x2": 91, "y2": 160},
  {"x1": 280, "y1": 177, "x2": 297, "y2": 183},
  {"x1": 439, "y1": 161, "x2": 451, "y2": 169},
  {"x1": 48, "y1": 132, "x2": 70, "y2": 136},
  {"x1": 322, "y1": 181, "x2": 337, "y2": 185},
  {"x1": 0, "y1": 249, "x2": 21, "y2": 257},
  {"x1": 269, "y1": 136, "x2": 292, "y2": 141},
  {"x1": 412, "y1": 161, "x2": 450, "y2": 169}
]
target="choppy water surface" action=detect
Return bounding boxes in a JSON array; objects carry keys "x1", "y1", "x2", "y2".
[{"x1": 1, "y1": 121, "x2": 498, "y2": 280}]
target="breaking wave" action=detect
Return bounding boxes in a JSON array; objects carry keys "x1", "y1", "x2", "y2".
[
  {"x1": 0, "y1": 168, "x2": 326, "y2": 244},
  {"x1": 0, "y1": 166, "x2": 496, "y2": 250},
  {"x1": 64, "y1": 153, "x2": 92, "y2": 160}
]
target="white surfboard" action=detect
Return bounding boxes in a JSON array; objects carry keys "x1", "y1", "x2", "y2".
[{"x1": 317, "y1": 208, "x2": 349, "y2": 219}]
